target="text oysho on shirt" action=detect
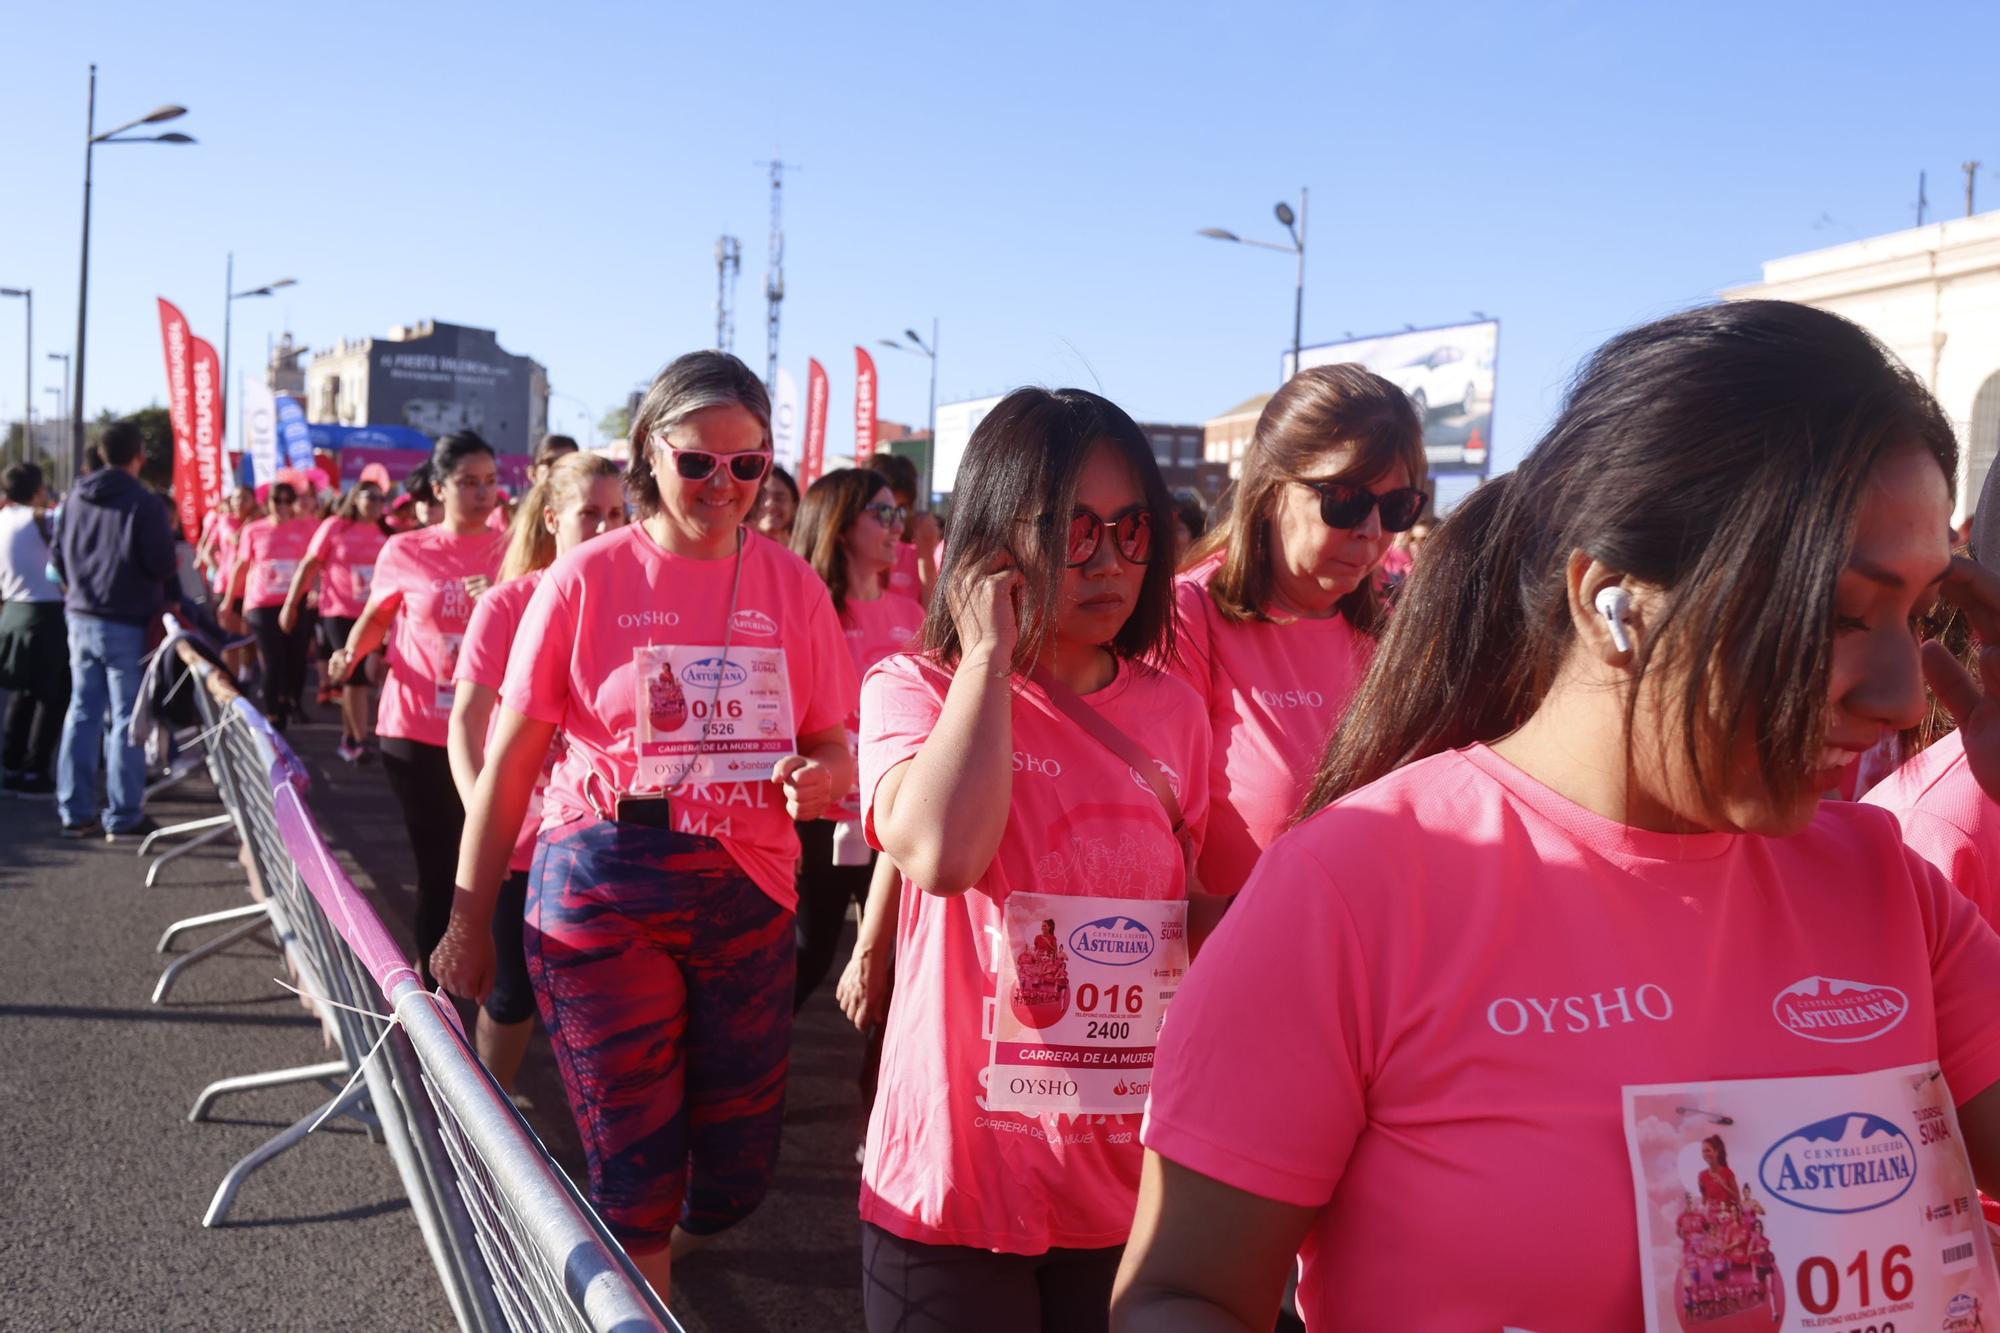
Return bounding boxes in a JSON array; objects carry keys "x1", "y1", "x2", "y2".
[
  {"x1": 235, "y1": 515, "x2": 318, "y2": 610},
  {"x1": 1165, "y1": 558, "x2": 1374, "y2": 895},
  {"x1": 502, "y1": 525, "x2": 855, "y2": 911},
  {"x1": 306, "y1": 516, "x2": 390, "y2": 621},
  {"x1": 457, "y1": 570, "x2": 546, "y2": 874},
  {"x1": 1141, "y1": 743, "x2": 2000, "y2": 1331},
  {"x1": 370, "y1": 525, "x2": 506, "y2": 747},
  {"x1": 856, "y1": 652, "x2": 1210, "y2": 1254}
]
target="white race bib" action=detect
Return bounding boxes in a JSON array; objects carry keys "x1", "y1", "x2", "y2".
[
  {"x1": 435, "y1": 631, "x2": 464, "y2": 713},
  {"x1": 260, "y1": 558, "x2": 299, "y2": 603},
  {"x1": 633, "y1": 643, "x2": 795, "y2": 788},
  {"x1": 987, "y1": 891, "x2": 1187, "y2": 1117},
  {"x1": 1625, "y1": 1062, "x2": 2000, "y2": 1332},
  {"x1": 351, "y1": 563, "x2": 375, "y2": 600}
]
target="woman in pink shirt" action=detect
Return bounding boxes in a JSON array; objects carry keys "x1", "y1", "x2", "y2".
[
  {"x1": 858, "y1": 387, "x2": 1222, "y2": 1333},
  {"x1": 279, "y1": 481, "x2": 391, "y2": 763},
  {"x1": 1117, "y1": 302, "x2": 2000, "y2": 1330},
  {"x1": 789, "y1": 467, "x2": 923, "y2": 1012},
  {"x1": 222, "y1": 480, "x2": 319, "y2": 730},
  {"x1": 446, "y1": 451, "x2": 626, "y2": 1091},
  {"x1": 1168, "y1": 364, "x2": 1427, "y2": 896},
  {"x1": 430, "y1": 351, "x2": 854, "y2": 1299},
  {"x1": 873, "y1": 452, "x2": 940, "y2": 606},
  {"x1": 327, "y1": 433, "x2": 505, "y2": 990}
]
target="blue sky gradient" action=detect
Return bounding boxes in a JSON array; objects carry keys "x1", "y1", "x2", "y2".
[{"x1": 2, "y1": 0, "x2": 1995, "y2": 475}]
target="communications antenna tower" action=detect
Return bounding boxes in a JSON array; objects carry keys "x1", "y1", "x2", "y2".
[
  {"x1": 756, "y1": 158, "x2": 798, "y2": 391},
  {"x1": 714, "y1": 236, "x2": 741, "y2": 353}
]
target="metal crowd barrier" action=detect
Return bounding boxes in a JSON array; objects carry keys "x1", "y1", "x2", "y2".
[{"x1": 157, "y1": 630, "x2": 677, "y2": 1332}]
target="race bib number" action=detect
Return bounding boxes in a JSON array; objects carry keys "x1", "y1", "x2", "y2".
[
  {"x1": 987, "y1": 891, "x2": 1187, "y2": 1117},
  {"x1": 260, "y1": 558, "x2": 299, "y2": 603},
  {"x1": 1625, "y1": 1062, "x2": 2000, "y2": 1332},
  {"x1": 633, "y1": 644, "x2": 794, "y2": 787},
  {"x1": 435, "y1": 631, "x2": 464, "y2": 713},
  {"x1": 351, "y1": 563, "x2": 374, "y2": 600}
]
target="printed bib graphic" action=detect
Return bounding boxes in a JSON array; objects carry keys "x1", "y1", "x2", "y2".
[
  {"x1": 987, "y1": 891, "x2": 1187, "y2": 1116},
  {"x1": 434, "y1": 631, "x2": 464, "y2": 713},
  {"x1": 633, "y1": 644, "x2": 794, "y2": 787},
  {"x1": 1625, "y1": 1062, "x2": 1999, "y2": 1333},
  {"x1": 260, "y1": 558, "x2": 299, "y2": 604},
  {"x1": 351, "y1": 563, "x2": 375, "y2": 600}
]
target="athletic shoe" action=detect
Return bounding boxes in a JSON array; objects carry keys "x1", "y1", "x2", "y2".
[
  {"x1": 59, "y1": 819, "x2": 102, "y2": 839},
  {"x1": 336, "y1": 736, "x2": 364, "y2": 765},
  {"x1": 104, "y1": 817, "x2": 161, "y2": 844},
  {"x1": 2, "y1": 772, "x2": 55, "y2": 800}
]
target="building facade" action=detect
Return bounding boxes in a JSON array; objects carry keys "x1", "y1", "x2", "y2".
[
  {"x1": 306, "y1": 320, "x2": 549, "y2": 456},
  {"x1": 1724, "y1": 212, "x2": 2000, "y2": 522}
]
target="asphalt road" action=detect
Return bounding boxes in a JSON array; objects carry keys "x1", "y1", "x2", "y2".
[{"x1": 0, "y1": 707, "x2": 870, "y2": 1331}]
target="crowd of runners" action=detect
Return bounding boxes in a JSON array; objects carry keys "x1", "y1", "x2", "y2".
[{"x1": 13, "y1": 297, "x2": 2000, "y2": 1330}]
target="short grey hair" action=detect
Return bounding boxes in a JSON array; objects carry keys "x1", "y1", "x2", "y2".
[{"x1": 626, "y1": 351, "x2": 772, "y2": 516}]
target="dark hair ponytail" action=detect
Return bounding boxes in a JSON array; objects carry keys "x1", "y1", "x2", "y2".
[{"x1": 1300, "y1": 300, "x2": 1956, "y2": 822}]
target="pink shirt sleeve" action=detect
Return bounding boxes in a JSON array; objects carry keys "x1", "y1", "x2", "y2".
[
  {"x1": 1143, "y1": 830, "x2": 1371, "y2": 1207},
  {"x1": 858, "y1": 656, "x2": 943, "y2": 847},
  {"x1": 1166, "y1": 578, "x2": 1214, "y2": 698},
  {"x1": 305, "y1": 516, "x2": 339, "y2": 562},
  {"x1": 1896, "y1": 807, "x2": 1999, "y2": 926},
  {"x1": 500, "y1": 571, "x2": 576, "y2": 726},
  {"x1": 1915, "y1": 845, "x2": 2000, "y2": 1105},
  {"x1": 796, "y1": 581, "x2": 861, "y2": 737},
  {"x1": 368, "y1": 532, "x2": 411, "y2": 610},
  {"x1": 456, "y1": 580, "x2": 516, "y2": 689}
]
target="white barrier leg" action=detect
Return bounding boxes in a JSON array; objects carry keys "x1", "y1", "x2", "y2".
[
  {"x1": 151, "y1": 912, "x2": 273, "y2": 1004},
  {"x1": 137, "y1": 812, "x2": 233, "y2": 857},
  {"x1": 156, "y1": 901, "x2": 268, "y2": 953},
  {"x1": 200, "y1": 1080, "x2": 372, "y2": 1227},
  {"x1": 189, "y1": 1058, "x2": 349, "y2": 1123},
  {"x1": 143, "y1": 822, "x2": 234, "y2": 886}
]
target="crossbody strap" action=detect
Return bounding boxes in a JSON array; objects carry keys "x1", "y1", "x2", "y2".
[{"x1": 1028, "y1": 667, "x2": 1193, "y2": 871}]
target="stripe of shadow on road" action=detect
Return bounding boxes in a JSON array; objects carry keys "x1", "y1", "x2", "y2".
[{"x1": 0, "y1": 1002, "x2": 319, "y2": 1028}]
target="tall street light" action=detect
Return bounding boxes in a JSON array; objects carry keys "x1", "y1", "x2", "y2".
[
  {"x1": 48, "y1": 352, "x2": 70, "y2": 443},
  {"x1": 1199, "y1": 186, "x2": 1308, "y2": 380},
  {"x1": 224, "y1": 254, "x2": 296, "y2": 453},
  {"x1": 73, "y1": 64, "x2": 194, "y2": 487},
  {"x1": 877, "y1": 319, "x2": 939, "y2": 501},
  {"x1": 0, "y1": 288, "x2": 27, "y2": 466}
]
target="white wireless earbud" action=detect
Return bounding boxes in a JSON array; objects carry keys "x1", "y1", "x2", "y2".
[{"x1": 1594, "y1": 585, "x2": 1634, "y2": 654}]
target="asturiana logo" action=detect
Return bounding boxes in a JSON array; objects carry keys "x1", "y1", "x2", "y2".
[
  {"x1": 731, "y1": 609, "x2": 779, "y2": 637},
  {"x1": 1758, "y1": 1112, "x2": 1917, "y2": 1214},
  {"x1": 1771, "y1": 975, "x2": 1909, "y2": 1044},
  {"x1": 1068, "y1": 916, "x2": 1156, "y2": 967},
  {"x1": 1946, "y1": 1294, "x2": 1983, "y2": 1331},
  {"x1": 681, "y1": 657, "x2": 749, "y2": 690}
]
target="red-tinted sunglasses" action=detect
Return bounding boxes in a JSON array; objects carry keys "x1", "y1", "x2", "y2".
[{"x1": 1040, "y1": 505, "x2": 1154, "y2": 567}]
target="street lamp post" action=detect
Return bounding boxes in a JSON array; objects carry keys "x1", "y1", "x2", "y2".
[
  {"x1": 877, "y1": 319, "x2": 939, "y2": 502},
  {"x1": 548, "y1": 391, "x2": 599, "y2": 448},
  {"x1": 223, "y1": 254, "x2": 296, "y2": 454},
  {"x1": 1199, "y1": 186, "x2": 1309, "y2": 380},
  {"x1": 0, "y1": 288, "x2": 27, "y2": 466},
  {"x1": 47, "y1": 353, "x2": 70, "y2": 452},
  {"x1": 72, "y1": 64, "x2": 194, "y2": 487}
]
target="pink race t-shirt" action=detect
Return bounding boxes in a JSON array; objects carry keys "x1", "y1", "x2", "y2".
[
  {"x1": 1865, "y1": 729, "x2": 2000, "y2": 926},
  {"x1": 857, "y1": 653, "x2": 1211, "y2": 1253},
  {"x1": 503, "y1": 525, "x2": 856, "y2": 910},
  {"x1": 828, "y1": 591, "x2": 925, "y2": 822},
  {"x1": 1143, "y1": 744, "x2": 2000, "y2": 1330},
  {"x1": 203, "y1": 510, "x2": 248, "y2": 594},
  {"x1": 234, "y1": 515, "x2": 318, "y2": 610},
  {"x1": 371, "y1": 525, "x2": 507, "y2": 747},
  {"x1": 457, "y1": 571, "x2": 546, "y2": 874},
  {"x1": 1166, "y1": 557, "x2": 1374, "y2": 895},
  {"x1": 305, "y1": 516, "x2": 390, "y2": 619},
  {"x1": 887, "y1": 542, "x2": 924, "y2": 602}
]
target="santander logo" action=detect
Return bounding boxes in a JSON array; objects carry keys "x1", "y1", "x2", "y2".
[
  {"x1": 1772, "y1": 976, "x2": 1909, "y2": 1044},
  {"x1": 731, "y1": 609, "x2": 779, "y2": 637}
]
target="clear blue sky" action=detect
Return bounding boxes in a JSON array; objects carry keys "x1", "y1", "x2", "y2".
[{"x1": 2, "y1": 0, "x2": 1995, "y2": 476}]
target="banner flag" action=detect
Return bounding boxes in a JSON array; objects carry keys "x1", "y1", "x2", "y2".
[
  {"x1": 275, "y1": 394, "x2": 315, "y2": 471},
  {"x1": 853, "y1": 346, "x2": 878, "y2": 463},
  {"x1": 189, "y1": 334, "x2": 225, "y2": 533},
  {"x1": 242, "y1": 380, "x2": 279, "y2": 488},
  {"x1": 803, "y1": 357, "x2": 829, "y2": 486},
  {"x1": 773, "y1": 367, "x2": 801, "y2": 473},
  {"x1": 156, "y1": 298, "x2": 203, "y2": 539}
]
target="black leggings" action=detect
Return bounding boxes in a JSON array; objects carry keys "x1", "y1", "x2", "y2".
[
  {"x1": 379, "y1": 737, "x2": 464, "y2": 990},
  {"x1": 244, "y1": 605, "x2": 313, "y2": 726},
  {"x1": 861, "y1": 1223, "x2": 1121, "y2": 1333},
  {"x1": 794, "y1": 818, "x2": 874, "y2": 1010},
  {"x1": 486, "y1": 869, "x2": 535, "y2": 1024}
]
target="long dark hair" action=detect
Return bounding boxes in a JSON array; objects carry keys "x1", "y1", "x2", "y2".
[
  {"x1": 921, "y1": 387, "x2": 1176, "y2": 670},
  {"x1": 1187, "y1": 363, "x2": 1425, "y2": 633},
  {"x1": 1301, "y1": 300, "x2": 1956, "y2": 820},
  {"x1": 333, "y1": 482, "x2": 392, "y2": 533},
  {"x1": 794, "y1": 467, "x2": 891, "y2": 616}
]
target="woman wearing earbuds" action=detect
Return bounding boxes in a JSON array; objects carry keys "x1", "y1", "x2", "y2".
[
  {"x1": 858, "y1": 387, "x2": 1217, "y2": 1332},
  {"x1": 429, "y1": 351, "x2": 855, "y2": 1299},
  {"x1": 1167, "y1": 365, "x2": 1427, "y2": 895},
  {"x1": 1114, "y1": 302, "x2": 2000, "y2": 1329},
  {"x1": 446, "y1": 451, "x2": 626, "y2": 1091}
]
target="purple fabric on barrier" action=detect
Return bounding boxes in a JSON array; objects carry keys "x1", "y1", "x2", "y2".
[
  {"x1": 272, "y1": 780, "x2": 424, "y2": 1003},
  {"x1": 230, "y1": 698, "x2": 311, "y2": 793}
]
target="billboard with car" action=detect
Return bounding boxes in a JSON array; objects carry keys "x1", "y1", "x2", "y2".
[{"x1": 1284, "y1": 319, "x2": 1499, "y2": 483}]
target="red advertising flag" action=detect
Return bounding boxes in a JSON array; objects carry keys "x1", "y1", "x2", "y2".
[
  {"x1": 803, "y1": 357, "x2": 829, "y2": 486},
  {"x1": 853, "y1": 346, "x2": 879, "y2": 464},
  {"x1": 188, "y1": 334, "x2": 224, "y2": 538},
  {"x1": 157, "y1": 298, "x2": 200, "y2": 539}
]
